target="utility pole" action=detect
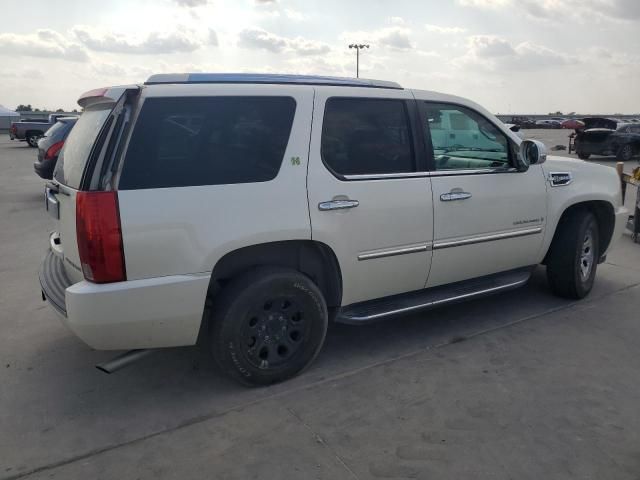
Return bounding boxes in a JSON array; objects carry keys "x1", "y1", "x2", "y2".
[{"x1": 349, "y1": 44, "x2": 369, "y2": 78}]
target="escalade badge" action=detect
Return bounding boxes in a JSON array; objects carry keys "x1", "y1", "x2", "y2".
[{"x1": 549, "y1": 172, "x2": 572, "y2": 187}]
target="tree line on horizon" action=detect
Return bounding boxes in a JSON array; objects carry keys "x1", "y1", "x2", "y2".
[{"x1": 14, "y1": 104, "x2": 79, "y2": 114}]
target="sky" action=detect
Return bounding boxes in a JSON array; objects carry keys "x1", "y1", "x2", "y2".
[{"x1": 0, "y1": 0, "x2": 639, "y2": 114}]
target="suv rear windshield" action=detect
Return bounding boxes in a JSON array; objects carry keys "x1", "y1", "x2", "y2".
[
  {"x1": 44, "y1": 121, "x2": 70, "y2": 138},
  {"x1": 54, "y1": 104, "x2": 113, "y2": 189},
  {"x1": 118, "y1": 96, "x2": 296, "y2": 190}
]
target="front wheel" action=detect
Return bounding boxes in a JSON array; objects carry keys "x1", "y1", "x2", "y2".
[
  {"x1": 617, "y1": 144, "x2": 633, "y2": 161},
  {"x1": 210, "y1": 267, "x2": 328, "y2": 386},
  {"x1": 546, "y1": 210, "x2": 599, "y2": 299},
  {"x1": 577, "y1": 151, "x2": 590, "y2": 160}
]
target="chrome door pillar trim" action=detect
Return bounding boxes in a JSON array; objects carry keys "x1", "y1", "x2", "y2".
[
  {"x1": 341, "y1": 167, "x2": 519, "y2": 181},
  {"x1": 343, "y1": 172, "x2": 431, "y2": 180},
  {"x1": 433, "y1": 226, "x2": 543, "y2": 250}
]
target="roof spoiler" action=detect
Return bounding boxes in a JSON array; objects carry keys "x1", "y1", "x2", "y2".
[{"x1": 77, "y1": 85, "x2": 140, "y2": 108}]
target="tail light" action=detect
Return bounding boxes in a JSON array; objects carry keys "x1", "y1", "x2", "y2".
[
  {"x1": 10, "y1": 125, "x2": 17, "y2": 135},
  {"x1": 76, "y1": 191, "x2": 126, "y2": 283},
  {"x1": 44, "y1": 140, "x2": 64, "y2": 160}
]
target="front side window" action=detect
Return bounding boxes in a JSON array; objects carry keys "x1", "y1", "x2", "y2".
[
  {"x1": 422, "y1": 102, "x2": 511, "y2": 171},
  {"x1": 119, "y1": 96, "x2": 296, "y2": 189},
  {"x1": 321, "y1": 98, "x2": 415, "y2": 176}
]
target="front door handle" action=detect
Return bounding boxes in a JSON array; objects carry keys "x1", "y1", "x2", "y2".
[
  {"x1": 440, "y1": 191, "x2": 472, "y2": 202},
  {"x1": 318, "y1": 199, "x2": 360, "y2": 211}
]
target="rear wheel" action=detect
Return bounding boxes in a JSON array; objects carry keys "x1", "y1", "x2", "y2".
[
  {"x1": 26, "y1": 133, "x2": 40, "y2": 148},
  {"x1": 546, "y1": 210, "x2": 599, "y2": 299},
  {"x1": 617, "y1": 144, "x2": 633, "y2": 161},
  {"x1": 210, "y1": 267, "x2": 328, "y2": 386}
]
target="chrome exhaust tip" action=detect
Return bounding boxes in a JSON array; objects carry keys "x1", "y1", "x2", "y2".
[{"x1": 96, "y1": 349, "x2": 154, "y2": 374}]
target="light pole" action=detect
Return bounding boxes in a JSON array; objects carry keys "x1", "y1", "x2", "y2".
[{"x1": 349, "y1": 44, "x2": 369, "y2": 78}]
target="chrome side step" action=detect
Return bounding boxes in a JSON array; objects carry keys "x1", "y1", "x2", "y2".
[{"x1": 336, "y1": 267, "x2": 533, "y2": 325}]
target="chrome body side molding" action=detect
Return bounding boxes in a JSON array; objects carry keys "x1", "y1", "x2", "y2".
[
  {"x1": 433, "y1": 227, "x2": 543, "y2": 250},
  {"x1": 358, "y1": 244, "x2": 431, "y2": 261}
]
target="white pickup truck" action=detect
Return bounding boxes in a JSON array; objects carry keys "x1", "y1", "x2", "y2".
[{"x1": 39, "y1": 74, "x2": 628, "y2": 386}]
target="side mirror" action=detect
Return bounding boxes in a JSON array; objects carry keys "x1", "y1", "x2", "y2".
[
  {"x1": 509, "y1": 125, "x2": 520, "y2": 132},
  {"x1": 518, "y1": 139, "x2": 547, "y2": 170}
]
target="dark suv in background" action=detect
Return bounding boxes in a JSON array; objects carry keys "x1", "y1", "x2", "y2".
[
  {"x1": 34, "y1": 117, "x2": 78, "y2": 179},
  {"x1": 575, "y1": 118, "x2": 640, "y2": 161}
]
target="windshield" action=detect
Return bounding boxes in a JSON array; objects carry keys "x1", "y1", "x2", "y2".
[{"x1": 53, "y1": 104, "x2": 112, "y2": 189}]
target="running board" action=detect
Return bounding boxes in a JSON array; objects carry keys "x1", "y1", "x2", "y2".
[{"x1": 336, "y1": 267, "x2": 533, "y2": 325}]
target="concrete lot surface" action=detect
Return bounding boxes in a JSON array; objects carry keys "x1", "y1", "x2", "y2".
[{"x1": 1, "y1": 132, "x2": 639, "y2": 479}]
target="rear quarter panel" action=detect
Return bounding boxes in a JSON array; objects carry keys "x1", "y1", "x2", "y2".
[{"x1": 117, "y1": 84, "x2": 315, "y2": 280}]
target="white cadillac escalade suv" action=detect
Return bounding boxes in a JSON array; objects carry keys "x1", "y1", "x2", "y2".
[{"x1": 40, "y1": 73, "x2": 628, "y2": 386}]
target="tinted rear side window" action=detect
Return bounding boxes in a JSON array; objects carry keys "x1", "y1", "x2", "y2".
[
  {"x1": 119, "y1": 96, "x2": 296, "y2": 189},
  {"x1": 321, "y1": 98, "x2": 415, "y2": 176}
]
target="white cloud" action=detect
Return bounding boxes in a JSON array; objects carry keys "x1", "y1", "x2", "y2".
[
  {"x1": 284, "y1": 8, "x2": 307, "y2": 20},
  {"x1": 72, "y1": 25, "x2": 202, "y2": 54},
  {"x1": 0, "y1": 29, "x2": 89, "y2": 62},
  {"x1": 416, "y1": 50, "x2": 441, "y2": 58},
  {"x1": 511, "y1": 42, "x2": 578, "y2": 68},
  {"x1": 425, "y1": 24, "x2": 467, "y2": 34},
  {"x1": 173, "y1": 0, "x2": 209, "y2": 6},
  {"x1": 237, "y1": 28, "x2": 287, "y2": 53},
  {"x1": 468, "y1": 35, "x2": 515, "y2": 57},
  {"x1": 0, "y1": 68, "x2": 45, "y2": 80},
  {"x1": 208, "y1": 29, "x2": 219, "y2": 46},
  {"x1": 378, "y1": 27, "x2": 413, "y2": 49},
  {"x1": 237, "y1": 28, "x2": 330, "y2": 55},
  {"x1": 456, "y1": 35, "x2": 578, "y2": 70},
  {"x1": 456, "y1": 0, "x2": 509, "y2": 7},
  {"x1": 92, "y1": 62, "x2": 128, "y2": 77},
  {"x1": 458, "y1": 0, "x2": 640, "y2": 21},
  {"x1": 604, "y1": 0, "x2": 640, "y2": 19}
]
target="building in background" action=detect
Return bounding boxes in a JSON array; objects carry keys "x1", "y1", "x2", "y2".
[{"x1": 0, "y1": 105, "x2": 20, "y2": 132}]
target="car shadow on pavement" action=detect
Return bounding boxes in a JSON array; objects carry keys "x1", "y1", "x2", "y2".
[{"x1": 23, "y1": 268, "x2": 569, "y2": 412}]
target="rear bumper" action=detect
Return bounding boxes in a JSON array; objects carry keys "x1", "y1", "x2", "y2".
[
  {"x1": 578, "y1": 146, "x2": 615, "y2": 156},
  {"x1": 574, "y1": 140, "x2": 615, "y2": 156},
  {"x1": 39, "y1": 250, "x2": 71, "y2": 317},
  {"x1": 33, "y1": 159, "x2": 55, "y2": 179},
  {"x1": 39, "y1": 250, "x2": 211, "y2": 350}
]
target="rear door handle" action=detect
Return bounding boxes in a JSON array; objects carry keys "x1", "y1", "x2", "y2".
[
  {"x1": 318, "y1": 199, "x2": 359, "y2": 211},
  {"x1": 440, "y1": 191, "x2": 472, "y2": 202}
]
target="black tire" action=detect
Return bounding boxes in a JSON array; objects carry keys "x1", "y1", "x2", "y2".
[
  {"x1": 577, "y1": 151, "x2": 590, "y2": 160},
  {"x1": 26, "y1": 133, "x2": 40, "y2": 148},
  {"x1": 210, "y1": 267, "x2": 328, "y2": 386},
  {"x1": 546, "y1": 210, "x2": 599, "y2": 299},
  {"x1": 617, "y1": 144, "x2": 633, "y2": 161}
]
